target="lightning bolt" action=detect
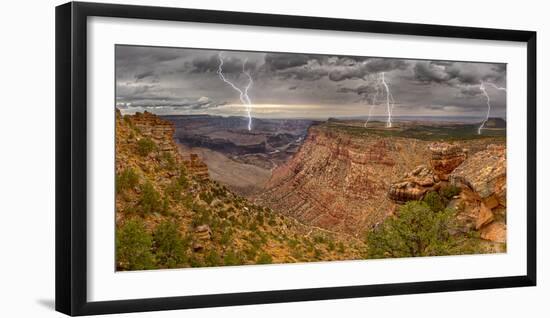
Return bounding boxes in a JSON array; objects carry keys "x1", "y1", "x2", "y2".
[
  {"x1": 241, "y1": 60, "x2": 254, "y2": 131},
  {"x1": 364, "y1": 84, "x2": 379, "y2": 127},
  {"x1": 486, "y1": 82, "x2": 507, "y2": 91},
  {"x1": 477, "y1": 81, "x2": 506, "y2": 135},
  {"x1": 217, "y1": 52, "x2": 254, "y2": 131},
  {"x1": 380, "y1": 72, "x2": 395, "y2": 128}
]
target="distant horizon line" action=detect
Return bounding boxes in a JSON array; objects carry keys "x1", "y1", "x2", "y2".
[{"x1": 116, "y1": 107, "x2": 506, "y2": 122}]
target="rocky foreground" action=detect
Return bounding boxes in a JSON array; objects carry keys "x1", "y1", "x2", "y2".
[{"x1": 389, "y1": 143, "x2": 506, "y2": 244}]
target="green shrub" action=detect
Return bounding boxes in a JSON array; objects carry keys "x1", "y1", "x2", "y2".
[
  {"x1": 217, "y1": 208, "x2": 228, "y2": 219},
  {"x1": 165, "y1": 180, "x2": 183, "y2": 201},
  {"x1": 205, "y1": 249, "x2": 221, "y2": 267},
  {"x1": 199, "y1": 191, "x2": 214, "y2": 205},
  {"x1": 423, "y1": 191, "x2": 446, "y2": 212},
  {"x1": 136, "y1": 137, "x2": 156, "y2": 156},
  {"x1": 244, "y1": 246, "x2": 258, "y2": 260},
  {"x1": 116, "y1": 168, "x2": 139, "y2": 193},
  {"x1": 123, "y1": 116, "x2": 136, "y2": 131},
  {"x1": 116, "y1": 219, "x2": 155, "y2": 270},
  {"x1": 178, "y1": 165, "x2": 189, "y2": 183},
  {"x1": 152, "y1": 221, "x2": 187, "y2": 268},
  {"x1": 181, "y1": 194, "x2": 194, "y2": 210},
  {"x1": 313, "y1": 248, "x2": 323, "y2": 259},
  {"x1": 255, "y1": 213, "x2": 265, "y2": 225},
  {"x1": 337, "y1": 242, "x2": 345, "y2": 253},
  {"x1": 189, "y1": 255, "x2": 204, "y2": 268},
  {"x1": 258, "y1": 232, "x2": 268, "y2": 244},
  {"x1": 212, "y1": 184, "x2": 227, "y2": 198},
  {"x1": 223, "y1": 250, "x2": 241, "y2": 266},
  {"x1": 441, "y1": 184, "x2": 462, "y2": 199},
  {"x1": 160, "y1": 151, "x2": 176, "y2": 170},
  {"x1": 192, "y1": 206, "x2": 212, "y2": 227},
  {"x1": 291, "y1": 248, "x2": 304, "y2": 261},
  {"x1": 366, "y1": 201, "x2": 479, "y2": 258},
  {"x1": 257, "y1": 252, "x2": 273, "y2": 264},
  {"x1": 219, "y1": 229, "x2": 232, "y2": 245},
  {"x1": 248, "y1": 221, "x2": 259, "y2": 232},
  {"x1": 138, "y1": 181, "x2": 163, "y2": 214},
  {"x1": 313, "y1": 235, "x2": 326, "y2": 244}
]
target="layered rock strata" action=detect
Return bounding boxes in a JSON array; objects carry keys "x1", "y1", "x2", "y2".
[
  {"x1": 253, "y1": 125, "x2": 432, "y2": 234},
  {"x1": 429, "y1": 142, "x2": 467, "y2": 180},
  {"x1": 450, "y1": 144, "x2": 507, "y2": 243},
  {"x1": 117, "y1": 110, "x2": 210, "y2": 180}
]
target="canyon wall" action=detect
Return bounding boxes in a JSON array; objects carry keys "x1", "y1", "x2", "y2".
[{"x1": 253, "y1": 125, "x2": 433, "y2": 235}]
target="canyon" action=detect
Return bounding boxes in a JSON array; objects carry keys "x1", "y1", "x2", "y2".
[
  {"x1": 115, "y1": 111, "x2": 507, "y2": 271},
  {"x1": 115, "y1": 110, "x2": 367, "y2": 270},
  {"x1": 162, "y1": 115, "x2": 506, "y2": 244}
]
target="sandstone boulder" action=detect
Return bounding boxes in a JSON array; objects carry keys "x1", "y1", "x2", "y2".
[
  {"x1": 388, "y1": 165, "x2": 437, "y2": 203},
  {"x1": 194, "y1": 224, "x2": 212, "y2": 241},
  {"x1": 480, "y1": 221, "x2": 507, "y2": 243},
  {"x1": 192, "y1": 241, "x2": 204, "y2": 252},
  {"x1": 476, "y1": 203, "x2": 494, "y2": 230}
]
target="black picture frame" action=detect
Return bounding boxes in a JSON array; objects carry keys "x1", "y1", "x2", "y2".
[{"x1": 55, "y1": 1, "x2": 537, "y2": 316}]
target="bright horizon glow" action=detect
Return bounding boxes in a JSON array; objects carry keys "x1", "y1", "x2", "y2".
[{"x1": 118, "y1": 102, "x2": 506, "y2": 120}]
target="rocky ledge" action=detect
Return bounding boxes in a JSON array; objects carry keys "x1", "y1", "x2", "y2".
[
  {"x1": 116, "y1": 110, "x2": 210, "y2": 180},
  {"x1": 388, "y1": 165, "x2": 439, "y2": 203},
  {"x1": 429, "y1": 142, "x2": 467, "y2": 180},
  {"x1": 388, "y1": 142, "x2": 506, "y2": 243},
  {"x1": 450, "y1": 144, "x2": 506, "y2": 243}
]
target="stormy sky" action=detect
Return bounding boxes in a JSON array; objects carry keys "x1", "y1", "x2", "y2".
[{"x1": 115, "y1": 45, "x2": 507, "y2": 120}]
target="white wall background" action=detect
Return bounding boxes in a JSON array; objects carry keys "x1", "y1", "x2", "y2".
[{"x1": 0, "y1": 0, "x2": 547, "y2": 316}]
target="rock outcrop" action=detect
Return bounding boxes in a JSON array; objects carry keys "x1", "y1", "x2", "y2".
[
  {"x1": 193, "y1": 224, "x2": 212, "y2": 251},
  {"x1": 388, "y1": 142, "x2": 467, "y2": 204},
  {"x1": 183, "y1": 154, "x2": 209, "y2": 180},
  {"x1": 132, "y1": 111, "x2": 175, "y2": 144},
  {"x1": 386, "y1": 141, "x2": 506, "y2": 244},
  {"x1": 117, "y1": 110, "x2": 210, "y2": 180},
  {"x1": 450, "y1": 144, "x2": 506, "y2": 208},
  {"x1": 388, "y1": 165, "x2": 438, "y2": 203},
  {"x1": 429, "y1": 142, "x2": 467, "y2": 180},
  {"x1": 449, "y1": 144, "x2": 507, "y2": 242},
  {"x1": 480, "y1": 221, "x2": 507, "y2": 243}
]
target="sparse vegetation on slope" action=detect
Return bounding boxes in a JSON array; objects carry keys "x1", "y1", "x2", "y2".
[{"x1": 115, "y1": 110, "x2": 365, "y2": 271}]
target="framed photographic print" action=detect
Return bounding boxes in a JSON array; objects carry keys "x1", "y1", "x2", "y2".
[{"x1": 55, "y1": 1, "x2": 536, "y2": 316}]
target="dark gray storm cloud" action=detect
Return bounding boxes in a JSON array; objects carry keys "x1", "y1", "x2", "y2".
[
  {"x1": 328, "y1": 58, "x2": 409, "y2": 81},
  {"x1": 264, "y1": 53, "x2": 312, "y2": 70},
  {"x1": 413, "y1": 61, "x2": 506, "y2": 86},
  {"x1": 115, "y1": 45, "x2": 507, "y2": 119}
]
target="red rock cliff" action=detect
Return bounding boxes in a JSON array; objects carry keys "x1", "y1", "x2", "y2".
[{"x1": 252, "y1": 125, "x2": 432, "y2": 235}]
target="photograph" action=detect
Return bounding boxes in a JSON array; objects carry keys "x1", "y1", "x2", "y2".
[{"x1": 114, "y1": 45, "x2": 507, "y2": 271}]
